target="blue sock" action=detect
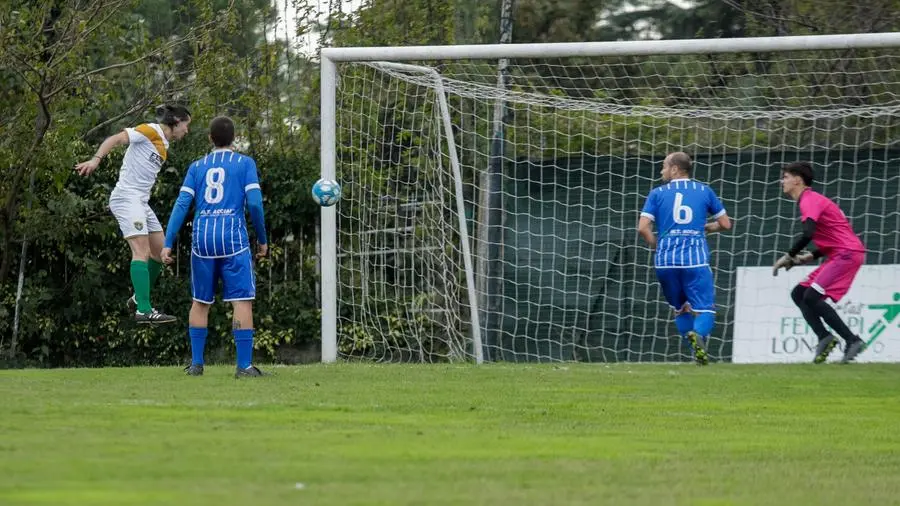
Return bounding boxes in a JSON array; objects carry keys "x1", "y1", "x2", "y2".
[
  {"x1": 675, "y1": 313, "x2": 694, "y2": 348},
  {"x1": 694, "y1": 312, "x2": 716, "y2": 343},
  {"x1": 675, "y1": 313, "x2": 694, "y2": 335},
  {"x1": 234, "y1": 328, "x2": 254, "y2": 369},
  {"x1": 189, "y1": 327, "x2": 207, "y2": 366}
]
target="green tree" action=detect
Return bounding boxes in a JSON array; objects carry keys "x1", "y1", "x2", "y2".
[
  {"x1": 0, "y1": 1, "x2": 218, "y2": 284},
  {"x1": 737, "y1": 0, "x2": 900, "y2": 36},
  {"x1": 1, "y1": 0, "x2": 322, "y2": 365}
]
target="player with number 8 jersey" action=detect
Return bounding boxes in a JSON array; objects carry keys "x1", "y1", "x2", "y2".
[
  {"x1": 638, "y1": 152, "x2": 732, "y2": 365},
  {"x1": 187, "y1": 154, "x2": 260, "y2": 258},
  {"x1": 161, "y1": 116, "x2": 268, "y2": 377}
]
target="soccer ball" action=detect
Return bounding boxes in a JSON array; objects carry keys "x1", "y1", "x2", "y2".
[{"x1": 312, "y1": 178, "x2": 341, "y2": 207}]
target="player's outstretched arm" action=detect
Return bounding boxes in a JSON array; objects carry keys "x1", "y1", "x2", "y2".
[{"x1": 74, "y1": 131, "x2": 129, "y2": 176}]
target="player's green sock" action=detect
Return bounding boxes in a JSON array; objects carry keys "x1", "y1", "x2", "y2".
[
  {"x1": 130, "y1": 260, "x2": 152, "y2": 313},
  {"x1": 148, "y1": 258, "x2": 163, "y2": 288}
]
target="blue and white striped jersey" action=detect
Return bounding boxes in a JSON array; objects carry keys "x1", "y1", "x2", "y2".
[
  {"x1": 180, "y1": 150, "x2": 261, "y2": 258},
  {"x1": 640, "y1": 178, "x2": 726, "y2": 268}
]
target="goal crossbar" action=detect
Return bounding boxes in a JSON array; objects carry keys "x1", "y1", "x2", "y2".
[{"x1": 321, "y1": 32, "x2": 900, "y2": 62}]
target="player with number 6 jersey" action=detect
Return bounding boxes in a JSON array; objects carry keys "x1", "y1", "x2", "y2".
[
  {"x1": 161, "y1": 116, "x2": 268, "y2": 378},
  {"x1": 638, "y1": 152, "x2": 732, "y2": 365}
]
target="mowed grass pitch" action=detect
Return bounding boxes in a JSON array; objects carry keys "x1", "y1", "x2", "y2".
[{"x1": 1, "y1": 364, "x2": 899, "y2": 506}]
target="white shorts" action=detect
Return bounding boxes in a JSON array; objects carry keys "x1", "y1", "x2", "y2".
[{"x1": 109, "y1": 193, "x2": 162, "y2": 238}]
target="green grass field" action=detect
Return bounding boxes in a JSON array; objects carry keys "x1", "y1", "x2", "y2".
[{"x1": 2, "y1": 363, "x2": 899, "y2": 506}]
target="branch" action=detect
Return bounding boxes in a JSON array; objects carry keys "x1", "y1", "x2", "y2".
[
  {"x1": 864, "y1": 2, "x2": 895, "y2": 33},
  {"x1": 33, "y1": 0, "x2": 49, "y2": 40},
  {"x1": 45, "y1": 4, "x2": 230, "y2": 100},
  {"x1": 81, "y1": 96, "x2": 155, "y2": 140},
  {"x1": 45, "y1": 4, "x2": 84, "y2": 67},
  {"x1": 5, "y1": 55, "x2": 41, "y2": 96},
  {"x1": 78, "y1": 72, "x2": 191, "y2": 139},
  {"x1": 18, "y1": 1, "x2": 102, "y2": 62},
  {"x1": 0, "y1": 104, "x2": 29, "y2": 148},
  {"x1": 47, "y1": 41, "x2": 178, "y2": 100},
  {"x1": 721, "y1": 0, "x2": 821, "y2": 33},
  {"x1": 47, "y1": 0, "x2": 131, "y2": 71},
  {"x1": 80, "y1": 67, "x2": 201, "y2": 139}
]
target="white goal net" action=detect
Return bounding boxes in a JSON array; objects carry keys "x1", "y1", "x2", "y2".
[{"x1": 320, "y1": 34, "x2": 900, "y2": 363}]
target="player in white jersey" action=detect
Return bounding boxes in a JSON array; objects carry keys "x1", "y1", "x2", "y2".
[{"x1": 74, "y1": 104, "x2": 192, "y2": 324}]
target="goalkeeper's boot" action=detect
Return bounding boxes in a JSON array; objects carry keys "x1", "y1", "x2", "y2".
[
  {"x1": 235, "y1": 365, "x2": 265, "y2": 378},
  {"x1": 184, "y1": 364, "x2": 204, "y2": 376},
  {"x1": 841, "y1": 337, "x2": 866, "y2": 364},
  {"x1": 813, "y1": 335, "x2": 838, "y2": 364},
  {"x1": 686, "y1": 331, "x2": 709, "y2": 366},
  {"x1": 135, "y1": 308, "x2": 177, "y2": 324},
  {"x1": 127, "y1": 294, "x2": 137, "y2": 314}
]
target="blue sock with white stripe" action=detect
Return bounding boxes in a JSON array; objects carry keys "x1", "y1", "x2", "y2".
[
  {"x1": 675, "y1": 312, "x2": 694, "y2": 348},
  {"x1": 693, "y1": 312, "x2": 715, "y2": 343}
]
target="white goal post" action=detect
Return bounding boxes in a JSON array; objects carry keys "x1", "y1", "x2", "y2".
[{"x1": 320, "y1": 32, "x2": 900, "y2": 364}]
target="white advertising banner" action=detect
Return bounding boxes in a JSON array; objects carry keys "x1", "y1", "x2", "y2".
[{"x1": 733, "y1": 265, "x2": 900, "y2": 363}]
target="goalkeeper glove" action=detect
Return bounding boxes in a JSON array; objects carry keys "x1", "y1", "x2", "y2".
[
  {"x1": 793, "y1": 251, "x2": 815, "y2": 265},
  {"x1": 772, "y1": 251, "x2": 815, "y2": 277},
  {"x1": 772, "y1": 254, "x2": 796, "y2": 277}
]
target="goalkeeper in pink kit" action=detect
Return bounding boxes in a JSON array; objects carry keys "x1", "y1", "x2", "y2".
[{"x1": 773, "y1": 162, "x2": 867, "y2": 364}]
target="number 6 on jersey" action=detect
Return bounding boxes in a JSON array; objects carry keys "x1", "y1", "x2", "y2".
[{"x1": 673, "y1": 192, "x2": 693, "y2": 224}]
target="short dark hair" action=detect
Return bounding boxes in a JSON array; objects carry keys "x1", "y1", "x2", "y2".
[
  {"x1": 783, "y1": 161, "x2": 814, "y2": 186},
  {"x1": 209, "y1": 116, "x2": 235, "y2": 148},
  {"x1": 669, "y1": 152, "x2": 692, "y2": 173},
  {"x1": 155, "y1": 104, "x2": 191, "y2": 127}
]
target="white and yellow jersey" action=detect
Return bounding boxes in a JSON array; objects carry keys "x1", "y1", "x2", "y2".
[{"x1": 112, "y1": 123, "x2": 169, "y2": 200}]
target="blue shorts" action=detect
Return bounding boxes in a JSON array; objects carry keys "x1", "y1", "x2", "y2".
[
  {"x1": 191, "y1": 249, "x2": 256, "y2": 304},
  {"x1": 655, "y1": 266, "x2": 716, "y2": 313}
]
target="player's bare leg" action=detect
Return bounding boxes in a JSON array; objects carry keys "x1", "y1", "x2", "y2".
[
  {"x1": 126, "y1": 235, "x2": 176, "y2": 324},
  {"x1": 184, "y1": 301, "x2": 210, "y2": 376},
  {"x1": 189, "y1": 300, "x2": 211, "y2": 328},
  {"x1": 231, "y1": 300, "x2": 254, "y2": 329},
  {"x1": 232, "y1": 300, "x2": 263, "y2": 377}
]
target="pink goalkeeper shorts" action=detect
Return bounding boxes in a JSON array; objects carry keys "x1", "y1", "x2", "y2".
[{"x1": 799, "y1": 249, "x2": 865, "y2": 302}]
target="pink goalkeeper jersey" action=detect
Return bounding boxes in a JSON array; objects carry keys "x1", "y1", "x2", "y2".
[{"x1": 798, "y1": 189, "x2": 865, "y2": 255}]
